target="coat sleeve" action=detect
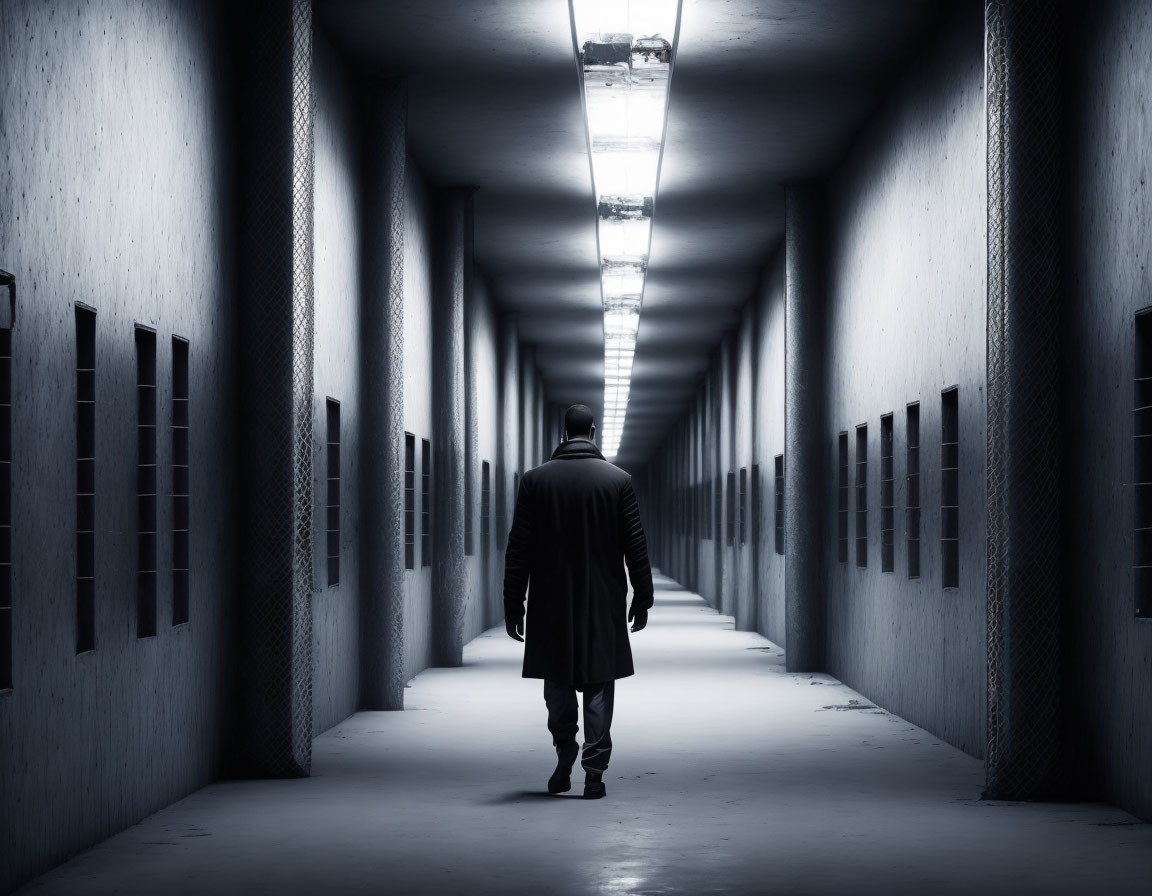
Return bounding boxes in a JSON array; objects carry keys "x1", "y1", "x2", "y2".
[
  {"x1": 503, "y1": 474, "x2": 533, "y2": 622},
  {"x1": 619, "y1": 477, "x2": 654, "y2": 613}
]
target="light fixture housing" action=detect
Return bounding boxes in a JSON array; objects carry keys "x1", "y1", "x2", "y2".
[{"x1": 572, "y1": 0, "x2": 680, "y2": 460}]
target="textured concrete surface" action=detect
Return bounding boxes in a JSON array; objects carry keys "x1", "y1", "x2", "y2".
[
  {"x1": 821, "y1": 2, "x2": 987, "y2": 759},
  {"x1": 16, "y1": 574, "x2": 1152, "y2": 896},
  {"x1": 1065, "y1": 0, "x2": 1152, "y2": 820},
  {"x1": 0, "y1": 1, "x2": 239, "y2": 890}
]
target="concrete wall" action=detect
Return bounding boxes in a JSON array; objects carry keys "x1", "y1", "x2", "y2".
[
  {"x1": 821, "y1": 2, "x2": 987, "y2": 758},
  {"x1": 1064, "y1": 0, "x2": 1152, "y2": 821},
  {"x1": 643, "y1": 3, "x2": 985, "y2": 760},
  {"x1": 0, "y1": 1, "x2": 240, "y2": 890},
  {"x1": 402, "y1": 158, "x2": 436, "y2": 684},
  {"x1": 311, "y1": 28, "x2": 362, "y2": 735}
]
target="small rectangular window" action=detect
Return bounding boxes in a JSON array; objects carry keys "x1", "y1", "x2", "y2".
[
  {"x1": 464, "y1": 455, "x2": 474, "y2": 558},
  {"x1": 326, "y1": 398, "x2": 341, "y2": 587},
  {"x1": 726, "y1": 470, "x2": 735, "y2": 547},
  {"x1": 1137, "y1": 311, "x2": 1152, "y2": 617},
  {"x1": 496, "y1": 463, "x2": 508, "y2": 549},
  {"x1": 750, "y1": 464, "x2": 761, "y2": 546},
  {"x1": 837, "y1": 432, "x2": 849, "y2": 563},
  {"x1": 135, "y1": 327, "x2": 157, "y2": 638},
  {"x1": 881, "y1": 413, "x2": 895, "y2": 573},
  {"x1": 404, "y1": 433, "x2": 415, "y2": 570},
  {"x1": 774, "y1": 454, "x2": 784, "y2": 556},
  {"x1": 739, "y1": 467, "x2": 747, "y2": 545},
  {"x1": 941, "y1": 388, "x2": 959, "y2": 588},
  {"x1": 421, "y1": 438, "x2": 431, "y2": 567},
  {"x1": 75, "y1": 306, "x2": 96, "y2": 653},
  {"x1": 855, "y1": 424, "x2": 868, "y2": 568},
  {"x1": 907, "y1": 402, "x2": 921, "y2": 579},
  {"x1": 0, "y1": 318, "x2": 12, "y2": 687},
  {"x1": 171, "y1": 337, "x2": 190, "y2": 625},
  {"x1": 480, "y1": 461, "x2": 491, "y2": 554},
  {"x1": 1136, "y1": 310, "x2": 1152, "y2": 618},
  {"x1": 714, "y1": 475, "x2": 721, "y2": 542}
]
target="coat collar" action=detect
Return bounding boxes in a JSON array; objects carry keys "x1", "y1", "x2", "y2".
[{"x1": 551, "y1": 437, "x2": 605, "y2": 461}]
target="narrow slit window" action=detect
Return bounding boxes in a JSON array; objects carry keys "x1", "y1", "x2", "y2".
[
  {"x1": 714, "y1": 475, "x2": 721, "y2": 541},
  {"x1": 496, "y1": 463, "x2": 507, "y2": 550},
  {"x1": 941, "y1": 388, "x2": 959, "y2": 588},
  {"x1": 421, "y1": 438, "x2": 431, "y2": 567},
  {"x1": 739, "y1": 467, "x2": 747, "y2": 545},
  {"x1": 700, "y1": 480, "x2": 709, "y2": 539},
  {"x1": 881, "y1": 413, "x2": 895, "y2": 573},
  {"x1": 135, "y1": 326, "x2": 157, "y2": 638},
  {"x1": 404, "y1": 433, "x2": 415, "y2": 570},
  {"x1": 0, "y1": 316, "x2": 12, "y2": 686},
  {"x1": 1137, "y1": 310, "x2": 1152, "y2": 617},
  {"x1": 464, "y1": 457, "x2": 474, "y2": 558},
  {"x1": 751, "y1": 464, "x2": 761, "y2": 547},
  {"x1": 171, "y1": 337, "x2": 189, "y2": 625},
  {"x1": 855, "y1": 424, "x2": 868, "y2": 568},
  {"x1": 837, "y1": 432, "x2": 849, "y2": 563},
  {"x1": 701, "y1": 480, "x2": 711, "y2": 541},
  {"x1": 726, "y1": 471, "x2": 735, "y2": 547},
  {"x1": 907, "y1": 402, "x2": 921, "y2": 579},
  {"x1": 480, "y1": 461, "x2": 491, "y2": 555},
  {"x1": 75, "y1": 306, "x2": 96, "y2": 653},
  {"x1": 774, "y1": 454, "x2": 784, "y2": 556},
  {"x1": 326, "y1": 398, "x2": 341, "y2": 587}
]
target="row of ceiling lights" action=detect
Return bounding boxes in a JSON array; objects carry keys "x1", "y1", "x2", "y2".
[{"x1": 572, "y1": 0, "x2": 679, "y2": 459}]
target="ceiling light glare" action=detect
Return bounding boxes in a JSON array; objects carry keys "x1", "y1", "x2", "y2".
[{"x1": 574, "y1": 0, "x2": 679, "y2": 460}]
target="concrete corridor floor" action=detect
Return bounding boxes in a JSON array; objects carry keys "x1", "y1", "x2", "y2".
[{"x1": 19, "y1": 576, "x2": 1152, "y2": 895}]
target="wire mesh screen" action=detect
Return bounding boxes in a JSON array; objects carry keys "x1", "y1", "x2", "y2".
[
  {"x1": 241, "y1": 0, "x2": 315, "y2": 776},
  {"x1": 984, "y1": 0, "x2": 1064, "y2": 800}
]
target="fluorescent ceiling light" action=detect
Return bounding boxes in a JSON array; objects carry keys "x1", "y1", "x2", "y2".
[{"x1": 574, "y1": 0, "x2": 679, "y2": 459}]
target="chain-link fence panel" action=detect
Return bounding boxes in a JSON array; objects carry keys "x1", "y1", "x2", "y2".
[{"x1": 984, "y1": 0, "x2": 1066, "y2": 801}]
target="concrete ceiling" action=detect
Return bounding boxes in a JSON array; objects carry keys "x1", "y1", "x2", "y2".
[{"x1": 316, "y1": 0, "x2": 943, "y2": 469}]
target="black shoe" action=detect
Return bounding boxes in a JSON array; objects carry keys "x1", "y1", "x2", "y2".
[
  {"x1": 583, "y1": 771, "x2": 606, "y2": 800},
  {"x1": 548, "y1": 741, "x2": 580, "y2": 794}
]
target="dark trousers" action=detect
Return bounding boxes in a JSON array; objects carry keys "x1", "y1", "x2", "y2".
[{"x1": 544, "y1": 679, "x2": 615, "y2": 773}]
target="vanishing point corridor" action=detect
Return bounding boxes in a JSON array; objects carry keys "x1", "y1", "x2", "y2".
[{"x1": 4, "y1": 0, "x2": 1152, "y2": 892}]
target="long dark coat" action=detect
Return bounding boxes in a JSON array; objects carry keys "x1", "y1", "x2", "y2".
[{"x1": 503, "y1": 438, "x2": 654, "y2": 686}]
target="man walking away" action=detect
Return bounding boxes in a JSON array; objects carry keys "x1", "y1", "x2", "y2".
[{"x1": 503, "y1": 404, "x2": 654, "y2": 799}]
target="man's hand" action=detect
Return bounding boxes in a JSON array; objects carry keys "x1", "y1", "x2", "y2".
[
  {"x1": 628, "y1": 606, "x2": 648, "y2": 633},
  {"x1": 505, "y1": 617, "x2": 524, "y2": 642}
]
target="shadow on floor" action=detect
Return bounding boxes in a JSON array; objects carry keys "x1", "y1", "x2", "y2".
[{"x1": 484, "y1": 790, "x2": 586, "y2": 805}]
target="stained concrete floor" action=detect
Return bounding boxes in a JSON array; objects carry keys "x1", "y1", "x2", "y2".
[{"x1": 18, "y1": 576, "x2": 1152, "y2": 895}]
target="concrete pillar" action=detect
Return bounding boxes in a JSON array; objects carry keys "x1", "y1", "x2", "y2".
[
  {"x1": 237, "y1": 0, "x2": 315, "y2": 776},
  {"x1": 784, "y1": 184, "x2": 826, "y2": 673},
  {"x1": 983, "y1": 0, "x2": 1067, "y2": 800},
  {"x1": 431, "y1": 190, "x2": 471, "y2": 666},
  {"x1": 359, "y1": 81, "x2": 407, "y2": 710}
]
